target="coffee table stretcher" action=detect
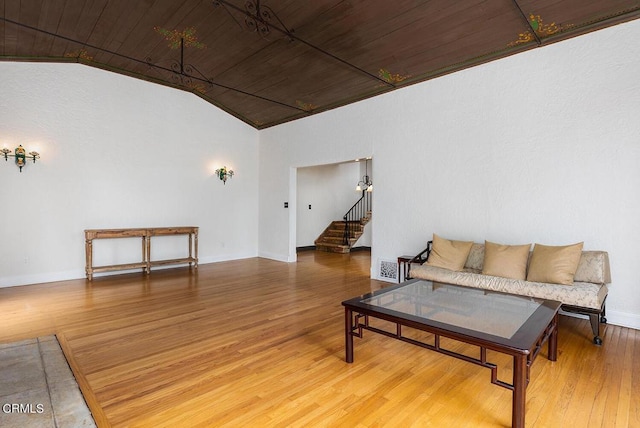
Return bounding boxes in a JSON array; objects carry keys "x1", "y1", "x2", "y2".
[{"x1": 344, "y1": 307, "x2": 558, "y2": 428}]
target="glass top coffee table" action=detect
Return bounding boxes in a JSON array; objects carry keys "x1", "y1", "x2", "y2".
[{"x1": 342, "y1": 279, "x2": 561, "y2": 428}]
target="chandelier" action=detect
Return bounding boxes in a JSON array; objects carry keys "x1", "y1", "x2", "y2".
[
  {"x1": 213, "y1": 0, "x2": 294, "y2": 41},
  {"x1": 355, "y1": 158, "x2": 373, "y2": 192}
]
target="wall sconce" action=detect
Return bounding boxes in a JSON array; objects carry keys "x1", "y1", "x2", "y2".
[
  {"x1": 215, "y1": 166, "x2": 234, "y2": 184},
  {"x1": 355, "y1": 158, "x2": 373, "y2": 193},
  {"x1": 2, "y1": 145, "x2": 40, "y2": 172}
]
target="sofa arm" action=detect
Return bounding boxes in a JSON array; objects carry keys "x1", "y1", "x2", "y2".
[
  {"x1": 406, "y1": 240, "x2": 432, "y2": 279},
  {"x1": 575, "y1": 251, "x2": 611, "y2": 284}
]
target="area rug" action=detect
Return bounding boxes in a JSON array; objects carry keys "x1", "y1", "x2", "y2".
[{"x1": 0, "y1": 335, "x2": 96, "y2": 428}]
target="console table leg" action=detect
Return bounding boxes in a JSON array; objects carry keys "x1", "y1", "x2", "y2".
[
  {"x1": 345, "y1": 308, "x2": 354, "y2": 363},
  {"x1": 194, "y1": 231, "x2": 199, "y2": 268},
  {"x1": 512, "y1": 355, "x2": 527, "y2": 428},
  {"x1": 144, "y1": 236, "x2": 150, "y2": 275},
  {"x1": 85, "y1": 239, "x2": 93, "y2": 281}
]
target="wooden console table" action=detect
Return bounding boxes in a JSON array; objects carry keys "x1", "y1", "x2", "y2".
[{"x1": 84, "y1": 227, "x2": 198, "y2": 280}]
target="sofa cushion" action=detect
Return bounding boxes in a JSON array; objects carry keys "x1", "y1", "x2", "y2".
[
  {"x1": 426, "y1": 234, "x2": 474, "y2": 271},
  {"x1": 527, "y1": 242, "x2": 584, "y2": 285},
  {"x1": 410, "y1": 264, "x2": 607, "y2": 310},
  {"x1": 482, "y1": 241, "x2": 531, "y2": 280}
]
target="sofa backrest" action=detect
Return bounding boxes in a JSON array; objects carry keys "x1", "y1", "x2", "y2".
[{"x1": 463, "y1": 243, "x2": 611, "y2": 284}]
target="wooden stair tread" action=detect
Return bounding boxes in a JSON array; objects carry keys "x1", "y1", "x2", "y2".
[{"x1": 314, "y1": 213, "x2": 371, "y2": 254}]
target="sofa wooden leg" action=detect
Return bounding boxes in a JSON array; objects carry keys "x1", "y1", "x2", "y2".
[{"x1": 589, "y1": 314, "x2": 603, "y2": 345}]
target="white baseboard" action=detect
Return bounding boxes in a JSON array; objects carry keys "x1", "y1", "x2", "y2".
[
  {"x1": 0, "y1": 252, "x2": 260, "y2": 288},
  {"x1": 198, "y1": 252, "x2": 258, "y2": 265},
  {"x1": 0, "y1": 270, "x2": 85, "y2": 288},
  {"x1": 375, "y1": 275, "x2": 397, "y2": 284},
  {"x1": 605, "y1": 310, "x2": 640, "y2": 330},
  {"x1": 257, "y1": 251, "x2": 295, "y2": 263},
  {"x1": 563, "y1": 308, "x2": 640, "y2": 331}
]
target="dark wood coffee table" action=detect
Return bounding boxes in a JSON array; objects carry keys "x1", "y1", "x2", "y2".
[{"x1": 342, "y1": 279, "x2": 561, "y2": 428}]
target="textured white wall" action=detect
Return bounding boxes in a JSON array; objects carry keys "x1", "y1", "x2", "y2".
[
  {"x1": 259, "y1": 20, "x2": 640, "y2": 329},
  {"x1": 0, "y1": 63, "x2": 259, "y2": 286}
]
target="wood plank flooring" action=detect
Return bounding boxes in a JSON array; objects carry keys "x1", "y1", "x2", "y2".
[{"x1": 0, "y1": 251, "x2": 638, "y2": 427}]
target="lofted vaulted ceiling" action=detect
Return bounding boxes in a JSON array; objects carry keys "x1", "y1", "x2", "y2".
[{"x1": 1, "y1": 1, "x2": 639, "y2": 129}]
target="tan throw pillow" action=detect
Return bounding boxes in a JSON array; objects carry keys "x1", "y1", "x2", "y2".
[
  {"x1": 426, "y1": 234, "x2": 473, "y2": 271},
  {"x1": 526, "y1": 242, "x2": 584, "y2": 285},
  {"x1": 482, "y1": 241, "x2": 531, "y2": 280}
]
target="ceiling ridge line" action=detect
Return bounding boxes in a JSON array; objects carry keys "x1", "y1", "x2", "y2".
[
  {"x1": 213, "y1": 0, "x2": 395, "y2": 88},
  {"x1": 511, "y1": 0, "x2": 542, "y2": 46},
  {"x1": 0, "y1": 16, "x2": 307, "y2": 114}
]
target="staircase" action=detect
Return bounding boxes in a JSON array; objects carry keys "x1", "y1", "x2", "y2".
[{"x1": 315, "y1": 192, "x2": 372, "y2": 254}]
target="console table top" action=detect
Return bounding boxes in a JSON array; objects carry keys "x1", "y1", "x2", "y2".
[{"x1": 85, "y1": 227, "x2": 198, "y2": 239}]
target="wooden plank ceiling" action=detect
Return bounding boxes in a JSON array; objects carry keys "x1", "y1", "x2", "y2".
[{"x1": 2, "y1": 0, "x2": 639, "y2": 129}]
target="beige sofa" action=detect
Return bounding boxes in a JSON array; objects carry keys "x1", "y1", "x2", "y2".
[{"x1": 408, "y1": 241, "x2": 611, "y2": 345}]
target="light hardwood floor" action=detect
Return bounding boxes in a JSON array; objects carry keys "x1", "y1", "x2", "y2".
[{"x1": 0, "y1": 251, "x2": 638, "y2": 427}]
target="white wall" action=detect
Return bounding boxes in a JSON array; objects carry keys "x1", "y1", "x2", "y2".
[
  {"x1": 258, "y1": 122, "x2": 373, "y2": 261},
  {"x1": 296, "y1": 162, "x2": 372, "y2": 247},
  {"x1": 0, "y1": 63, "x2": 259, "y2": 286},
  {"x1": 259, "y1": 20, "x2": 640, "y2": 329}
]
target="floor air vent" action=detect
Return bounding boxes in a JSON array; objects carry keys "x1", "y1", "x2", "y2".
[{"x1": 379, "y1": 260, "x2": 397, "y2": 281}]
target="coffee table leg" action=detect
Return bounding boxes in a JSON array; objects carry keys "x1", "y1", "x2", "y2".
[
  {"x1": 549, "y1": 313, "x2": 558, "y2": 361},
  {"x1": 345, "y1": 308, "x2": 354, "y2": 363},
  {"x1": 512, "y1": 354, "x2": 527, "y2": 428}
]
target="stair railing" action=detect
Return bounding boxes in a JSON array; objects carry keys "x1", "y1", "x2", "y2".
[{"x1": 343, "y1": 190, "x2": 372, "y2": 245}]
